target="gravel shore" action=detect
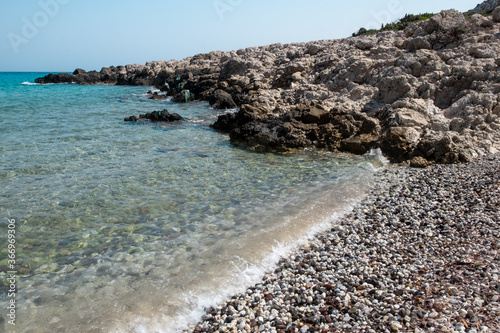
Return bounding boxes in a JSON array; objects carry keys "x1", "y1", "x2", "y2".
[{"x1": 185, "y1": 154, "x2": 500, "y2": 333}]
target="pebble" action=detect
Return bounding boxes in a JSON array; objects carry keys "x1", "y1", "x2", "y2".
[{"x1": 186, "y1": 154, "x2": 500, "y2": 332}]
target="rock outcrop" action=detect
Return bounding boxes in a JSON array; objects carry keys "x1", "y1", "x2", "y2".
[
  {"x1": 471, "y1": 0, "x2": 500, "y2": 13},
  {"x1": 37, "y1": 4, "x2": 500, "y2": 164}
]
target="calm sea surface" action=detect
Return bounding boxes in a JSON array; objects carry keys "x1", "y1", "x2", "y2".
[{"x1": 0, "y1": 72, "x2": 385, "y2": 332}]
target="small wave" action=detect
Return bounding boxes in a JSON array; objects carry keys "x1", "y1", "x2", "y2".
[
  {"x1": 21, "y1": 81, "x2": 39, "y2": 86},
  {"x1": 362, "y1": 148, "x2": 390, "y2": 171}
]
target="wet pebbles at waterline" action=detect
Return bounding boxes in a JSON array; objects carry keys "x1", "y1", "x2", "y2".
[
  {"x1": 0, "y1": 72, "x2": 386, "y2": 333},
  {"x1": 187, "y1": 154, "x2": 500, "y2": 333}
]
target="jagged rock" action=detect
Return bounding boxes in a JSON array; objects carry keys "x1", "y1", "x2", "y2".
[
  {"x1": 73, "y1": 68, "x2": 86, "y2": 75},
  {"x1": 209, "y1": 90, "x2": 237, "y2": 109},
  {"x1": 470, "y1": 14, "x2": 494, "y2": 29},
  {"x1": 211, "y1": 104, "x2": 267, "y2": 132},
  {"x1": 381, "y1": 127, "x2": 421, "y2": 162},
  {"x1": 422, "y1": 10, "x2": 468, "y2": 35},
  {"x1": 493, "y1": 6, "x2": 500, "y2": 22},
  {"x1": 35, "y1": 2, "x2": 500, "y2": 164},
  {"x1": 473, "y1": 0, "x2": 500, "y2": 13}
]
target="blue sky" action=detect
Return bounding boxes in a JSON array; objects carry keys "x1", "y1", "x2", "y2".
[{"x1": 0, "y1": 0, "x2": 478, "y2": 72}]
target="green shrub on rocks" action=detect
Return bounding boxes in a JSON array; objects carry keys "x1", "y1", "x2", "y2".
[{"x1": 353, "y1": 13, "x2": 435, "y2": 37}]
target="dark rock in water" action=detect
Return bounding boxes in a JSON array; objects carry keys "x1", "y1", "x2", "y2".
[
  {"x1": 34, "y1": 296, "x2": 49, "y2": 306},
  {"x1": 125, "y1": 109, "x2": 184, "y2": 122},
  {"x1": 77, "y1": 257, "x2": 98, "y2": 267},
  {"x1": 124, "y1": 116, "x2": 138, "y2": 122},
  {"x1": 149, "y1": 91, "x2": 169, "y2": 100},
  {"x1": 211, "y1": 112, "x2": 239, "y2": 131},
  {"x1": 171, "y1": 89, "x2": 194, "y2": 103},
  {"x1": 211, "y1": 104, "x2": 266, "y2": 132},
  {"x1": 35, "y1": 73, "x2": 75, "y2": 84},
  {"x1": 209, "y1": 89, "x2": 237, "y2": 109}
]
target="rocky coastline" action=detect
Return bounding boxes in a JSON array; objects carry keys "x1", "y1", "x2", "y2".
[
  {"x1": 185, "y1": 153, "x2": 500, "y2": 332},
  {"x1": 32, "y1": 2, "x2": 500, "y2": 332},
  {"x1": 36, "y1": 4, "x2": 500, "y2": 165}
]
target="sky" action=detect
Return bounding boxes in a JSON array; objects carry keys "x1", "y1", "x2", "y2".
[{"x1": 0, "y1": 0, "x2": 479, "y2": 72}]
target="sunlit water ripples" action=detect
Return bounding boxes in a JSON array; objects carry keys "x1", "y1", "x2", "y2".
[{"x1": 0, "y1": 73, "x2": 386, "y2": 332}]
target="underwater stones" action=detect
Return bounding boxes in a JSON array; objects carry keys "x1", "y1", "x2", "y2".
[
  {"x1": 187, "y1": 154, "x2": 500, "y2": 333},
  {"x1": 124, "y1": 109, "x2": 184, "y2": 122},
  {"x1": 34, "y1": 263, "x2": 59, "y2": 274}
]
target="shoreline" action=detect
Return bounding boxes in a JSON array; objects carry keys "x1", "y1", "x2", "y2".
[
  {"x1": 185, "y1": 154, "x2": 499, "y2": 333},
  {"x1": 34, "y1": 8, "x2": 500, "y2": 165}
]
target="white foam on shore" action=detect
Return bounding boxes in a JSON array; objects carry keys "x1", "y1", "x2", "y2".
[
  {"x1": 116, "y1": 169, "x2": 378, "y2": 333},
  {"x1": 21, "y1": 81, "x2": 78, "y2": 85},
  {"x1": 120, "y1": 204, "x2": 363, "y2": 333},
  {"x1": 21, "y1": 81, "x2": 39, "y2": 85}
]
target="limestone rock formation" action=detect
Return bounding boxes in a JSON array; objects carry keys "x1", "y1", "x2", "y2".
[{"x1": 37, "y1": 3, "x2": 500, "y2": 164}]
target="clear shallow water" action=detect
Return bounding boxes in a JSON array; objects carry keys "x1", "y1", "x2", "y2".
[{"x1": 0, "y1": 73, "x2": 385, "y2": 332}]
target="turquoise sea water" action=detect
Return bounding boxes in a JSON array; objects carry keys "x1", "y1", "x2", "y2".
[{"x1": 0, "y1": 72, "x2": 385, "y2": 332}]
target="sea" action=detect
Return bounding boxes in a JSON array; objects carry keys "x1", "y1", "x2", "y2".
[{"x1": 0, "y1": 72, "x2": 386, "y2": 333}]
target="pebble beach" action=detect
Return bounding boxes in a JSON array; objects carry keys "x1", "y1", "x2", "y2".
[{"x1": 186, "y1": 154, "x2": 500, "y2": 333}]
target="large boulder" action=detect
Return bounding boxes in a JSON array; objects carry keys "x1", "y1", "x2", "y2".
[
  {"x1": 470, "y1": 13, "x2": 494, "y2": 29},
  {"x1": 493, "y1": 6, "x2": 500, "y2": 22},
  {"x1": 404, "y1": 10, "x2": 469, "y2": 50},
  {"x1": 211, "y1": 104, "x2": 268, "y2": 132},
  {"x1": 422, "y1": 10, "x2": 468, "y2": 35},
  {"x1": 381, "y1": 127, "x2": 421, "y2": 162},
  {"x1": 209, "y1": 90, "x2": 237, "y2": 109}
]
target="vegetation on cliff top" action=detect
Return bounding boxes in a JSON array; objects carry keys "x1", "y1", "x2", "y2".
[{"x1": 352, "y1": 13, "x2": 435, "y2": 37}]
